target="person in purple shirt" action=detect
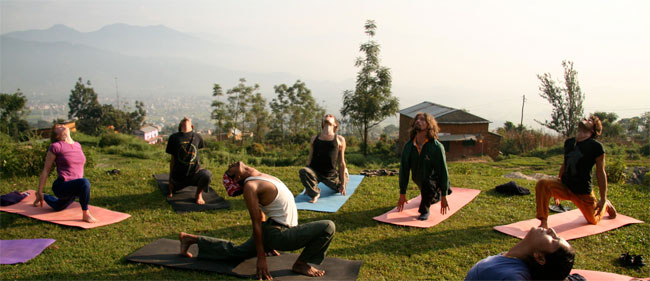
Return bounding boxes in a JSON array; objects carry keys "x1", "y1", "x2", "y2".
[
  {"x1": 32, "y1": 124, "x2": 98, "y2": 223},
  {"x1": 465, "y1": 227, "x2": 574, "y2": 281}
]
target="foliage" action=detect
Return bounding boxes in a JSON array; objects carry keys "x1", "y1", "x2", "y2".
[
  {"x1": 99, "y1": 132, "x2": 162, "y2": 159},
  {"x1": 593, "y1": 111, "x2": 623, "y2": 139},
  {"x1": 248, "y1": 93, "x2": 269, "y2": 142},
  {"x1": 269, "y1": 80, "x2": 325, "y2": 144},
  {"x1": 536, "y1": 60, "x2": 584, "y2": 137},
  {"x1": 641, "y1": 143, "x2": 650, "y2": 157},
  {"x1": 212, "y1": 78, "x2": 269, "y2": 142},
  {"x1": 341, "y1": 20, "x2": 399, "y2": 155},
  {"x1": 606, "y1": 156, "x2": 627, "y2": 184},
  {"x1": 495, "y1": 122, "x2": 563, "y2": 155},
  {"x1": 68, "y1": 78, "x2": 146, "y2": 135},
  {"x1": 0, "y1": 89, "x2": 31, "y2": 139},
  {"x1": 247, "y1": 142, "x2": 265, "y2": 157},
  {"x1": 644, "y1": 172, "x2": 650, "y2": 186},
  {"x1": 0, "y1": 134, "x2": 47, "y2": 178}
]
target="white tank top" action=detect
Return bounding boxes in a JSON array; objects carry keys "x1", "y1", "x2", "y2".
[{"x1": 245, "y1": 176, "x2": 298, "y2": 227}]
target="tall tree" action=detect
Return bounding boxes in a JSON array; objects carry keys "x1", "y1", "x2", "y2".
[
  {"x1": 248, "y1": 93, "x2": 269, "y2": 142},
  {"x1": 593, "y1": 111, "x2": 622, "y2": 139},
  {"x1": 537, "y1": 60, "x2": 585, "y2": 137},
  {"x1": 341, "y1": 20, "x2": 399, "y2": 155},
  {"x1": 226, "y1": 78, "x2": 257, "y2": 135},
  {"x1": 0, "y1": 89, "x2": 30, "y2": 138},
  {"x1": 211, "y1": 84, "x2": 229, "y2": 135},
  {"x1": 68, "y1": 78, "x2": 103, "y2": 135}
]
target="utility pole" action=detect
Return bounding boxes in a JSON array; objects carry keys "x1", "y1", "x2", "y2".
[
  {"x1": 520, "y1": 95, "x2": 526, "y2": 128},
  {"x1": 114, "y1": 77, "x2": 120, "y2": 111}
]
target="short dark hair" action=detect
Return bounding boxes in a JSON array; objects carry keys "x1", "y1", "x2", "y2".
[{"x1": 529, "y1": 246, "x2": 575, "y2": 280}]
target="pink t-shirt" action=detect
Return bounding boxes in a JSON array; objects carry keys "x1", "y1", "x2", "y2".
[{"x1": 49, "y1": 141, "x2": 86, "y2": 181}]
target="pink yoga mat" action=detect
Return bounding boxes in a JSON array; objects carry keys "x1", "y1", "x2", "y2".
[
  {"x1": 0, "y1": 190, "x2": 131, "y2": 229},
  {"x1": 373, "y1": 187, "x2": 481, "y2": 228},
  {"x1": 494, "y1": 209, "x2": 643, "y2": 240},
  {"x1": 571, "y1": 269, "x2": 649, "y2": 281}
]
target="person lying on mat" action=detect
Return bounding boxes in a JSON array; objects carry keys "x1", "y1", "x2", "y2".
[
  {"x1": 165, "y1": 117, "x2": 212, "y2": 204},
  {"x1": 299, "y1": 113, "x2": 348, "y2": 203},
  {"x1": 32, "y1": 124, "x2": 98, "y2": 223},
  {"x1": 397, "y1": 112, "x2": 451, "y2": 220},
  {"x1": 179, "y1": 161, "x2": 335, "y2": 279},
  {"x1": 535, "y1": 115, "x2": 616, "y2": 229},
  {"x1": 465, "y1": 226, "x2": 575, "y2": 281}
]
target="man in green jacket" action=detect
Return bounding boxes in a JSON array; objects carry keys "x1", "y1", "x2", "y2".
[{"x1": 397, "y1": 112, "x2": 452, "y2": 220}]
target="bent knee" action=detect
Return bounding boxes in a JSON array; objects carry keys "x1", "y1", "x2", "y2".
[
  {"x1": 322, "y1": 220, "x2": 336, "y2": 235},
  {"x1": 535, "y1": 179, "x2": 552, "y2": 191},
  {"x1": 80, "y1": 178, "x2": 91, "y2": 189}
]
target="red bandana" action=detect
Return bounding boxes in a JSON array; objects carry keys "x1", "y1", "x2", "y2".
[{"x1": 222, "y1": 173, "x2": 243, "y2": 197}]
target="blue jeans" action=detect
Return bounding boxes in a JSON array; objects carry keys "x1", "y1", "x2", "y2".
[{"x1": 43, "y1": 177, "x2": 91, "y2": 211}]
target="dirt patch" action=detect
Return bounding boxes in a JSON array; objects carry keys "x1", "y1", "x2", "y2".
[{"x1": 504, "y1": 172, "x2": 555, "y2": 181}]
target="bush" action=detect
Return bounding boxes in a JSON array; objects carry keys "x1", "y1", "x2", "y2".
[
  {"x1": 644, "y1": 172, "x2": 650, "y2": 186},
  {"x1": 640, "y1": 144, "x2": 650, "y2": 157},
  {"x1": 606, "y1": 157, "x2": 627, "y2": 184},
  {"x1": 99, "y1": 133, "x2": 129, "y2": 147},
  {"x1": 247, "y1": 143, "x2": 265, "y2": 156},
  {"x1": 0, "y1": 134, "x2": 48, "y2": 178}
]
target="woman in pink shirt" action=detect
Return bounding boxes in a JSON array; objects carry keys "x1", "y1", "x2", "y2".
[{"x1": 32, "y1": 124, "x2": 98, "y2": 223}]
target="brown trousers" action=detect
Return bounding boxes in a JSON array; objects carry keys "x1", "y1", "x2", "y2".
[{"x1": 535, "y1": 178, "x2": 606, "y2": 225}]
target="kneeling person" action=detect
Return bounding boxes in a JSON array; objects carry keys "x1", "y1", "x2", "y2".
[
  {"x1": 179, "y1": 161, "x2": 335, "y2": 279},
  {"x1": 165, "y1": 117, "x2": 212, "y2": 204}
]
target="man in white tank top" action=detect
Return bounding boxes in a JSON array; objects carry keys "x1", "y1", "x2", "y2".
[{"x1": 178, "y1": 161, "x2": 336, "y2": 280}]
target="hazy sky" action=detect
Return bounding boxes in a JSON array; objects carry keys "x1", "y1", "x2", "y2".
[{"x1": 2, "y1": 0, "x2": 649, "y2": 130}]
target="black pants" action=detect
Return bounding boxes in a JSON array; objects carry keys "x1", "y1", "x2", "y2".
[
  {"x1": 171, "y1": 169, "x2": 212, "y2": 193},
  {"x1": 418, "y1": 183, "x2": 441, "y2": 215}
]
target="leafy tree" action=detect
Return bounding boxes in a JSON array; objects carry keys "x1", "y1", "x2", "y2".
[
  {"x1": 248, "y1": 93, "x2": 269, "y2": 142},
  {"x1": 211, "y1": 84, "x2": 229, "y2": 135},
  {"x1": 226, "y1": 78, "x2": 256, "y2": 135},
  {"x1": 641, "y1": 111, "x2": 650, "y2": 140},
  {"x1": 537, "y1": 60, "x2": 584, "y2": 137},
  {"x1": 270, "y1": 80, "x2": 325, "y2": 143},
  {"x1": 593, "y1": 111, "x2": 622, "y2": 139},
  {"x1": 341, "y1": 20, "x2": 399, "y2": 155},
  {"x1": 68, "y1": 77, "x2": 146, "y2": 135},
  {"x1": 382, "y1": 124, "x2": 398, "y2": 137},
  {"x1": 0, "y1": 89, "x2": 30, "y2": 138}
]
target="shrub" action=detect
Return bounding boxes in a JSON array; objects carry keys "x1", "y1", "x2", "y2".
[
  {"x1": 643, "y1": 172, "x2": 650, "y2": 186},
  {"x1": 247, "y1": 143, "x2": 265, "y2": 156},
  {"x1": 640, "y1": 144, "x2": 650, "y2": 157},
  {"x1": 0, "y1": 134, "x2": 48, "y2": 178},
  {"x1": 606, "y1": 157, "x2": 627, "y2": 184},
  {"x1": 99, "y1": 133, "x2": 129, "y2": 147}
]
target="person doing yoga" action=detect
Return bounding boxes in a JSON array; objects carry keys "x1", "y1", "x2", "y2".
[
  {"x1": 179, "y1": 161, "x2": 336, "y2": 280},
  {"x1": 535, "y1": 115, "x2": 617, "y2": 228},
  {"x1": 32, "y1": 124, "x2": 98, "y2": 223}
]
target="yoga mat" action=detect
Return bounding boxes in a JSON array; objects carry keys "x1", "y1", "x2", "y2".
[
  {"x1": 153, "y1": 174, "x2": 230, "y2": 213},
  {"x1": 0, "y1": 239, "x2": 55, "y2": 264},
  {"x1": 0, "y1": 190, "x2": 131, "y2": 229},
  {"x1": 294, "y1": 175, "x2": 364, "y2": 213},
  {"x1": 126, "y1": 238, "x2": 363, "y2": 280},
  {"x1": 571, "y1": 269, "x2": 650, "y2": 281},
  {"x1": 372, "y1": 187, "x2": 481, "y2": 228},
  {"x1": 494, "y1": 209, "x2": 643, "y2": 240}
]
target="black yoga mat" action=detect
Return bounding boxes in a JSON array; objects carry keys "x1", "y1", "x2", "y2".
[
  {"x1": 126, "y1": 238, "x2": 363, "y2": 280},
  {"x1": 153, "y1": 174, "x2": 230, "y2": 213}
]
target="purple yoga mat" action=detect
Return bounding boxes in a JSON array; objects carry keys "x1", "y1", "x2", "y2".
[{"x1": 0, "y1": 239, "x2": 55, "y2": 264}]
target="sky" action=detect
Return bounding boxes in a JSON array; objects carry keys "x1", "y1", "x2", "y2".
[{"x1": 2, "y1": 0, "x2": 649, "y2": 130}]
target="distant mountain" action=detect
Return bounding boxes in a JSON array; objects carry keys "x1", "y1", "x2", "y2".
[{"x1": 0, "y1": 24, "x2": 350, "y2": 112}]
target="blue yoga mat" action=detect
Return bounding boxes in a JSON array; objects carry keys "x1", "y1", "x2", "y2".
[{"x1": 294, "y1": 175, "x2": 364, "y2": 212}]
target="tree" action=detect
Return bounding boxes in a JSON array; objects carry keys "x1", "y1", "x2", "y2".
[
  {"x1": 382, "y1": 124, "x2": 398, "y2": 137},
  {"x1": 270, "y1": 80, "x2": 325, "y2": 143},
  {"x1": 0, "y1": 89, "x2": 30, "y2": 138},
  {"x1": 248, "y1": 92, "x2": 269, "y2": 142},
  {"x1": 641, "y1": 111, "x2": 650, "y2": 140},
  {"x1": 341, "y1": 20, "x2": 399, "y2": 155},
  {"x1": 537, "y1": 60, "x2": 585, "y2": 137},
  {"x1": 211, "y1": 84, "x2": 229, "y2": 135},
  {"x1": 227, "y1": 78, "x2": 256, "y2": 136}
]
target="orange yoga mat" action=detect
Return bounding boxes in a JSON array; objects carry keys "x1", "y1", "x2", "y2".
[
  {"x1": 571, "y1": 269, "x2": 649, "y2": 281},
  {"x1": 0, "y1": 190, "x2": 131, "y2": 229},
  {"x1": 373, "y1": 187, "x2": 481, "y2": 228},
  {"x1": 494, "y1": 209, "x2": 643, "y2": 240}
]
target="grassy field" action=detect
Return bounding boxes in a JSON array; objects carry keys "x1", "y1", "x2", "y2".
[{"x1": 1, "y1": 146, "x2": 649, "y2": 280}]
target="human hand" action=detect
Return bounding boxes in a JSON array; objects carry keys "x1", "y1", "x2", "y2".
[
  {"x1": 595, "y1": 199, "x2": 606, "y2": 215},
  {"x1": 339, "y1": 184, "x2": 347, "y2": 196},
  {"x1": 397, "y1": 194, "x2": 408, "y2": 212},
  {"x1": 440, "y1": 196, "x2": 450, "y2": 215},
  {"x1": 33, "y1": 192, "x2": 44, "y2": 207},
  {"x1": 554, "y1": 197, "x2": 561, "y2": 206},
  {"x1": 256, "y1": 257, "x2": 272, "y2": 280}
]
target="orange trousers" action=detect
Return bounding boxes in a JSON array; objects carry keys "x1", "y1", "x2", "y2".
[{"x1": 535, "y1": 178, "x2": 606, "y2": 225}]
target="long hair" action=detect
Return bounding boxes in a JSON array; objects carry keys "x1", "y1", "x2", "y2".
[
  {"x1": 589, "y1": 115, "x2": 602, "y2": 139},
  {"x1": 50, "y1": 124, "x2": 63, "y2": 143},
  {"x1": 409, "y1": 112, "x2": 439, "y2": 140}
]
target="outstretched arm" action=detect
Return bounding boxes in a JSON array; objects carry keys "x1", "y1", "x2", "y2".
[
  {"x1": 337, "y1": 136, "x2": 347, "y2": 195},
  {"x1": 434, "y1": 143, "x2": 450, "y2": 215},
  {"x1": 243, "y1": 183, "x2": 272, "y2": 280},
  {"x1": 34, "y1": 151, "x2": 56, "y2": 207},
  {"x1": 594, "y1": 154, "x2": 608, "y2": 214}
]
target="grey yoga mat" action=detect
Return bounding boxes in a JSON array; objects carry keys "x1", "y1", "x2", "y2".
[
  {"x1": 126, "y1": 238, "x2": 363, "y2": 280},
  {"x1": 153, "y1": 174, "x2": 230, "y2": 213}
]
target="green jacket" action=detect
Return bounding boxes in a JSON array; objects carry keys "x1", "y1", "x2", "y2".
[{"x1": 399, "y1": 138, "x2": 451, "y2": 195}]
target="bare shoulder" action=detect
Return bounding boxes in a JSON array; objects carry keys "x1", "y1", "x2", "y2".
[{"x1": 337, "y1": 135, "x2": 346, "y2": 145}]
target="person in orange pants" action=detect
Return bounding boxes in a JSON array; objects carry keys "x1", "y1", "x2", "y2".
[{"x1": 535, "y1": 116, "x2": 617, "y2": 228}]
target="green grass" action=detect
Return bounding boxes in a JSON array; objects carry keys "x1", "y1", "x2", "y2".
[{"x1": 1, "y1": 150, "x2": 649, "y2": 280}]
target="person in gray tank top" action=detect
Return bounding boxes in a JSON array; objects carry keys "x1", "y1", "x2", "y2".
[
  {"x1": 178, "y1": 161, "x2": 336, "y2": 279},
  {"x1": 299, "y1": 114, "x2": 349, "y2": 203}
]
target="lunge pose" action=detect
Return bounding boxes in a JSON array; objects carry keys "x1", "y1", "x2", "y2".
[{"x1": 179, "y1": 161, "x2": 335, "y2": 279}]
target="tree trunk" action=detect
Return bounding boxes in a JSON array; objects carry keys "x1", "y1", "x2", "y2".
[{"x1": 363, "y1": 124, "x2": 369, "y2": 156}]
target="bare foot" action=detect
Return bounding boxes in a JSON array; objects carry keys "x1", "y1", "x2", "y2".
[
  {"x1": 168, "y1": 193, "x2": 173, "y2": 198},
  {"x1": 292, "y1": 261, "x2": 325, "y2": 277},
  {"x1": 606, "y1": 200, "x2": 617, "y2": 219},
  {"x1": 196, "y1": 193, "x2": 205, "y2": 205},
  {"x1": 538, "y1": 220, "x2": 548, "y2": 229},
  {"x1": 179, "y1": 232, "x2": 193, "y2": 258},
  {"x1": 266, "y1": 249, "x2": 280, "y2": 256},
  {"x1": 82, "y1": 211, "x2": 98, "y2": 223},
  {"x1": 309, "y1": 194, "x2": 320, "y2": 203}
]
